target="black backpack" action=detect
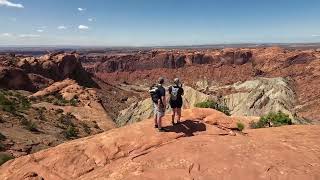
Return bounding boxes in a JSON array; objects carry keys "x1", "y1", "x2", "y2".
[{"x1": 149, "y1": 84, "x2": 161, "y2": 103}]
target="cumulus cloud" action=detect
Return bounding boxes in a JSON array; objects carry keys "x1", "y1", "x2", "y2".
[
  {"x1": 88, "y1": 18, "x2": 94, "y2": 22},
  {"x1": 78, "y1": 7, "x2": 85, "y2": 11},
  {"x1": 78, "y1": 25, "x2": 89, "y2": 30},
  {"x1": 19, "y1": 34, "x2": 40, "y2": 38},
  {"x1": 1, "y1": 33, "x2": 13, "y2": 37},
  {"x1": 311, "y1": 34, "x2": 320, "y2": 37},
  {"x1": 57, "y1": 25, "x2": 67, "y2": 30},
  {"x1": 37, "y1": 29, "x2": 44, "y2": 33},
  {"x1": 0, "y1": 0, "x2": 24, "y2": 8}
]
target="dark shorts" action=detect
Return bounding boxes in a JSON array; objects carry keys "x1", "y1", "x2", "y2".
[{"x1": 170, "y1": 99, "x2": 183, "y2": 108}]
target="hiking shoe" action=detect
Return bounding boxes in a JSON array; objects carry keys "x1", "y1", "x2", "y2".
[
  {"x1": 154, "y1": 124, "x2": 158, "y2": 128},
  {"x1": 158, "y1": 128, "x2": 167, "y2": 132}
]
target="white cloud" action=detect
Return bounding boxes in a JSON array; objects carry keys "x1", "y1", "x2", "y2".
[
  {"x1": 311, "y1": 34, "x2": 320, "y2": 37},
  {"x1": 19, "y1": 34, "x2": 40, "y2": 38},
  {"x1": 0, "y1": 0, "x2": 24, "y2": 8},
  {"x1": 57, "y1": 25, "x2": 67, "y2": 30},
  {"x1": 37, "y1": 29, "x2": 44, "y2": 33},
  {"x1": 78, "y1": 7, "x2": 85, "y2": 11},
  {"x1": 78, "y1": 25, "x2": 89, "y2": 30},
  {"x1": 88, "y1": 18, "x2": 94, "y2": 22},
  {"x1": 1, "y1": 33, "x2": 12, "y2": 37}
]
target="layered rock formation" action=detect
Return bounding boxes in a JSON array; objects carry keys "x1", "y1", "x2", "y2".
[
  {"x1": 0, "y1": 52, "x2": 97, "y2": 91},
  {"x1": 116, "y1": 86, "x2": 211, "y2": 126},
  {"x1": 89, "y1": 47, "x2": 320, "y2": 122},
  {"x1": 116, "y1": 77, "x2": 300, "y2": 126},
  {"x1": 1, "y1": 108, "x2": 319, "y2": 180},
  {"x1": 208, "y1": 77, "x2": 298, "y2": 121}
]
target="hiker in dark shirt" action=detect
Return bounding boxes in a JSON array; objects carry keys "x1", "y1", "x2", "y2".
[
  {"x1": 149, "y1": 77, "x2": 166, "y2": 132},
  {"x1": 168, "y1": 78, "x2": 184, "y2": 125}
]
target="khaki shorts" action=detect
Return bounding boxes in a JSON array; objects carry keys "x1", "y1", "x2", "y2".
[{"x1": 153, "y1": 103, "x2": 165, "y2": 117}]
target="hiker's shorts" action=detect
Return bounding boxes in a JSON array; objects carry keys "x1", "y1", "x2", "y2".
[
  {"x1": 169, "y1": 99, "x2": 183, "y2": 108},
  {"x1": 153, "y1": 103, "x2": 165, "y2": 118}
]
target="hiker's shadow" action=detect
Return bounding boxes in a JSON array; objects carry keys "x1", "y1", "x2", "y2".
[{"x1": 164, "y1": 120, "x2": 206, "y2": 137}]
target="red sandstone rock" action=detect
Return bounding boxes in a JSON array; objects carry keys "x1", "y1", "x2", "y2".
[{"x1": 1, "y1": 108, "x2": 319, "y2": 180}]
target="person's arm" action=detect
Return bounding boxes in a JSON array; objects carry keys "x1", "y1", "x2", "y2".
[{"x1": 160, "y1": 87, "x2": 166, "y2": 109}]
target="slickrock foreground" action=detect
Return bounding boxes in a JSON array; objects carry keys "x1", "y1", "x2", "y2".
[{"x1": 1, "y1": 108, "x2": 319, "y2": 180}]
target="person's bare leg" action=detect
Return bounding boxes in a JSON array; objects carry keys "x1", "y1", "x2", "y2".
[
  {"x1": 157, "y1": 113, "x2": 162, "y2": 129},
  {"x1": 177, "y1": 108, "x2": 182, "y2": 123},
  {"x1": 154, "y1": 114, "x2": 158, "y2": 127},
  {"x1": 172, "y1": 108, "x2": 176, "y2": 124}
]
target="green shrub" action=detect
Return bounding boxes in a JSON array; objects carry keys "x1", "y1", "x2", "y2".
[
  {"x1": 15, "y1": 94, "x2": 31, "y2": 110},
  {"x1": 250, "y1": 111, "x2": 293, "y2": 129},
  {"x1": 237, "y1": 122, "x2": 245, "y2": 131},
  {"x1": 0, "y1": 93, "x2": 16, "y2": 113},
  {"x1": 64, "y1": 126, "x2": 78, "y2": 139},
  {"x1": 0, "y1": 142, "x2": 4, "y2": 151},
  {"x1": 35, "y1": 107, "x2": 47, "y2": 121},
  {"x1": 81, "y1": 123, "x2": 91, "y2": 134},
  {"x1": 55, "y1": 109, "x2": 64, "y2": 114},
  {"x1": 20, "y1": 118, "x2": 38, "y2": 132},
  {"x1": 0, "y1": 91, "x2": 31, "y2": 114},
  {"x1": 0, "y1": 153, "x2": 14, "y2": 166},
  {"x1": 58, "y1": 113, "x2": 75, "y2": 127},
  {"x1": 0, "y1": 132, "x2": 5, "y2": 141},
  {"x1": 70, "y1": 98, "x2": 79, "y2": 106},
  {"x1": 195, "y1": 100, "x2": 231, "y2": 116}
]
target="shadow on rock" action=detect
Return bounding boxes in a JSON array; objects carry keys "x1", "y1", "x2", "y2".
[{"x1": 164, "y1": 120, "x2": 206, "y2": 136}]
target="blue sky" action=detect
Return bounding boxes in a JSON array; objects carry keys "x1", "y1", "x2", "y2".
[{"x1": 0, "y1": 0, "x2": 320, "y2": 46}]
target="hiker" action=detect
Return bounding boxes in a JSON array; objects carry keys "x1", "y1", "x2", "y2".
[
  {"x1": 168, "y1": 78, "x2": 184, "y2": 125},
  {"x1": 149, "y1": 77, "x2": 166, "y2": 132}
]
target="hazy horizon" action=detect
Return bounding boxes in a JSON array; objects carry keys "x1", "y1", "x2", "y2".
[{"x1": 1, "y1": 0, "x2": 320, "y2": 46}]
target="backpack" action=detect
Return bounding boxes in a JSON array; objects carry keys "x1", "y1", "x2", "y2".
[
  {"x1": 149, "y1": 84, "x2": 161, "y2": 103},
  {"x1": 170, "y1": 86, "x2": 180, "y2": 101}
]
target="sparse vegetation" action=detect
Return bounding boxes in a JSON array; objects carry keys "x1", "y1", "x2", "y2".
[
  {"x1": 20, "y1": 118, "x2": 38, "y2": 132},
  {"x1": 0, "y1": 92, "x2": 16, "y2": 113},
  {"x1": 250, "y1": 111, "x2": 293, "y2": 129},
  {"x1": 63, "y1": 126, "x2": 78, "y2": 139},
  {"x1": 0, "y1": 132, "x2": 6, "y2": 141},
  {"x1": 55, "y1": 109, "x2": 64, "y2": 114},
  {"x1": 81, "y1": 122, "x2": 91, "y2": 134},
  {"x1": 0, "y1": 153, "x2": 14, "y2": 166},
  {"x1": 0, "y1": 90, "x2": 31, "y2": 114},
  {"x1": 41, "y1": 93, "x2": 79, "y2": 106},
  {"x1": 195, "y1": 100, "x2": 231, "y2": 116},
  {"x1": 237, "y1": 122, "x2": 245, "y2": 131},
  {"x1": 58, "y1": 113, "x2": 75, "y2": 127},
  {"x1": 52, "y1": 95, "x2": 69, "y2": 106},
  {"x1": 35, "y1": 107, "x2": 47, "y2": 121},
  {"x1": 70, "y1": 98, "x2": 79, "y2": 106},
  {"x1": 0, "y1": 142, "x2": 4, "y2": 151}
]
